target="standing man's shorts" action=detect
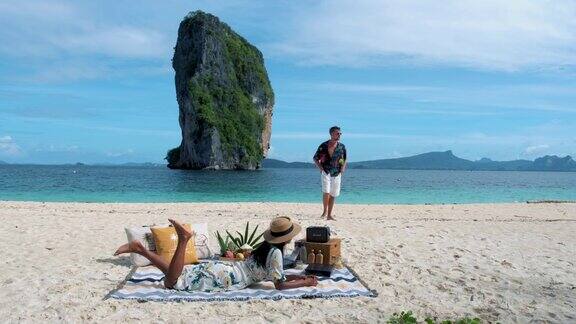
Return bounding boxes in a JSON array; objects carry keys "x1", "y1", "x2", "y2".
[{"x1": 321, "y1": 171, "x2": 342, "y2": 197}]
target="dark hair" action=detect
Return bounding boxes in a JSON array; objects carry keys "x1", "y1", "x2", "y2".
[
  {"x1": 329, "y1": 126, "x2": 341, "y2": 134},
  {"x1": 251, "y1": 241, "x2": 285, "y2": 267}
]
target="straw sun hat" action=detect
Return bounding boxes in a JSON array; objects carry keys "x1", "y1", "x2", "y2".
[{"x1": 263, "y1": 216, "x2": 302, "y2": 244}]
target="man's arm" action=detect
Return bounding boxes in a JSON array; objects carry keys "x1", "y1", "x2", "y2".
[
  {"x1": 341, "y1": 145, "x2": 347, "y2": 174},
  {"x1": 313, "y1": 144, "x2": 324, "y2": 171}
]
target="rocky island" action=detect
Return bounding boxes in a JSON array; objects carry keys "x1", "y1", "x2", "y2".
[{"x1": 166, "y1": 11, "x2": 274, "y2": 170}]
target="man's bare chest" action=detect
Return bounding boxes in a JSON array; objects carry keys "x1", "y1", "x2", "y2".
[{"x1": 327, "y1": 143, "x2": 338, "y2": 157}]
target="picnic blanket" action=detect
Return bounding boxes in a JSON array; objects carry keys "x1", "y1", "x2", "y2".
[{"x1": 109, "y1": 262, "x2": 377, "y2": 302}]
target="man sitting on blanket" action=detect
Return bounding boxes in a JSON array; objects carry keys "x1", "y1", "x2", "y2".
[{"x1": 114, "y1": 217, "x2": 318, "y2": 292}]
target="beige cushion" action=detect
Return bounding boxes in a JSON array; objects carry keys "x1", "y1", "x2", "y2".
[
  {"x1": 150, "y1": 224, "x2": 198, "y2": 264},
  {"x1": 124, "y1": 226, "x2": 156, "y2": 267}
]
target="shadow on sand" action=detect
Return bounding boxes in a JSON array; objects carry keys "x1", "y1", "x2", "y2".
[{"x1": 96, "y1": 256, "x2": 132, "y2": 268}]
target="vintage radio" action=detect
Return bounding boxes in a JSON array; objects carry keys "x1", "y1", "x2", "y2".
[
  {"x1": 306, "y1": 226, "x2": 331, "y2": 243},
  {"x1": 305, "y1": 263, "x2": 333, "y2": 277},
  {"x1": 304, "y1": 238, "x2": 341, "y2": 266}
]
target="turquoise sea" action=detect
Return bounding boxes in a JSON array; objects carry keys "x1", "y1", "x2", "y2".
[{"x1": 0, "y1": 165, "x2": 575, "y2": 204}]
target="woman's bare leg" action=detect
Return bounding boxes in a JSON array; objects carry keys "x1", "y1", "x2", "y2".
[
  {"x1": 114, "y1": 219, "x2": 192, "y2": 288},
  {"x1": 327, "y1": 196, "x2": 336, "y2": 220},
  {"x1": 114, "y1": 240, "x2": 170, "y2": 274},
  {"x1": 163, "y1": 219, "x2": 193, "y2": 288},
  {"x1": 321, "y1": 193, "x2": 330, "y2": 218}
]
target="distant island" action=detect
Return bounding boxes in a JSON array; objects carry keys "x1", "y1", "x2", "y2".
[
  {"x1": 263, "y1": 150, "x2": 576, "y2": 172},
  {"x1": 3, "y1": 150, "x2": 575, "y2": 171}
]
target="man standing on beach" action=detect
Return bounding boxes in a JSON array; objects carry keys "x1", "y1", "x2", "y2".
[{"x1": 313, "y1": 126, "x2": 347, "y2": 220}]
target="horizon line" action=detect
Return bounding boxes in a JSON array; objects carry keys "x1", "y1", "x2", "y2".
[{"x1": 1, "y1": 150, "x2": 573, "y2": 166}]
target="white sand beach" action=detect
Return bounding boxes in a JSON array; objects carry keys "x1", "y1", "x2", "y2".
[{"x1": 0, "y1": 201, "x2": 574, "y2": 323}]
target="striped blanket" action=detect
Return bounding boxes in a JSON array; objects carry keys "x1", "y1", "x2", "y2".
[{"x1": 109, "y1": 263, "x2": 377, "y2": 302}]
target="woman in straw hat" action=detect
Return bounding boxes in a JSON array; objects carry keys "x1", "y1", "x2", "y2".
[{"x1": 114, "y1": 217, "x2": 318, "y2": 292}]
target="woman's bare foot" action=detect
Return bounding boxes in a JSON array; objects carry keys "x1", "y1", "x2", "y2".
[
  {"x1": 320, "y1": 213, "x2": 326, "y2": 219},
  {"x1": 327, "y1": 215, "x2": 336, "y2": 221},
  {"x1": 114, "y1": 240, "x2": 144, "y2": 256},
  {"x1": 168, "y1": 218, "x2": 193, "y2": 241}
]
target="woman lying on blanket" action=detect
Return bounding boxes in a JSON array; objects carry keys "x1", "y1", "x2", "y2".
[{"x1": 114, "y1": 216, "x2": 318, "y2": 292}]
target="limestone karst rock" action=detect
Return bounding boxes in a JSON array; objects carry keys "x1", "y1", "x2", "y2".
[{"x1": 166, "y1": 11, "x2": 274, "y2": 170}]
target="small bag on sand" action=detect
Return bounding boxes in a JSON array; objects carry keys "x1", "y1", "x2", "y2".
[{"x1": 193, "y1": 232, "x2": 213, "y2": 259}]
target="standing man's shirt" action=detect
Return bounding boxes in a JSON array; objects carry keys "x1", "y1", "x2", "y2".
[{"x1": 313, "y1": 141, "x2": 347, "y2": 177}]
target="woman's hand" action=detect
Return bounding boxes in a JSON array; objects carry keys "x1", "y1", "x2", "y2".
[
  {"x1": 274, "y1": 275, "x2": 318, "y2": 290},
  {"x1": 285, "y1": 274, "x2": 307, "y2": 281},
  {"x1": 305, "y1": 275, "x2": 318, "y2": 287}
]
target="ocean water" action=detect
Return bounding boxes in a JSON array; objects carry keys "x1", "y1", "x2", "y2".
[{"x1": 0, "y1": 165, "x2": 575, "y2": 204}]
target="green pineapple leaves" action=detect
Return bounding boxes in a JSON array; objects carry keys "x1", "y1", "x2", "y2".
[{"x1": 215, "y1": 222, "x2": 264, "y2": 255}]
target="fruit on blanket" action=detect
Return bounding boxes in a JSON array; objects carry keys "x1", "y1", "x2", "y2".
[
  {"x1": 224, "y1": 250, "x2": 234, "y2": 259},
  {"x1": 239, "y1": 243, "x2": 253, "y2": 251},
  {"x1": 235, "y1": 253, "x2": 245, "y2": 260}
]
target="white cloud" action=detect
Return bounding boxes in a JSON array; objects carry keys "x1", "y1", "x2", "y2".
[
  {"x1": 524, "y1": 144, "x2": 550, "y2": 154},
  {"x1": 34, "y1": 145, "x2": 79, "y2": 153},
  {"x1": 82, "y1": 125, "x2": 179, "y2": 138},
  {"x1": 271, "y1": 132, "x2": 413, "y2": 140},
  {"x1": 0, "y1": 135, "x2": 23, "y2": 156},
  {"x1": 0, "y1": 1, "x2": 180, "y2": 83},
  {"x1": 272, "y1": 124, "x2": 576, "y2": 158},
  {"x1": 24, "y1": 61, "x2": 172, "y2": 83},
  {"x1": 272, "y1": 132, "x2": 484, "y2": 141},
  {"x1": 0, "y1": 0, "x2": 170, "y2": 60},
  {"x1": 315, "y1": 82, "x2": 440, "y2": 93},
  {"x1": 29, "y1": 64, "x2": 111, "y2": 83},
  {"x1": 310, "y1": 81, "x2": 576, "y2": 114},
  {"x1": 273, "y1": 0, "x2": 576, "y2": 71},
  {"x1": 106, "y1": 149, "x2": 135, "y2": 157},
  {"x1": 272, "y1": 132, "x2": 329, "y2": 140},
  {"x1": 53, "y1": 26, "x2": 168, "y2": 59}
]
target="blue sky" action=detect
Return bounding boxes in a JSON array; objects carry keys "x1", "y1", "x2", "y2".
[{"x1": 1, "y1": 0, "x2": 575, "y2": 164}]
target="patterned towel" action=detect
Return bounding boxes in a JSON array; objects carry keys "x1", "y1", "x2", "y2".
[{"x1": 109, "y1": 263, "x2": 377, "y2": 302}]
